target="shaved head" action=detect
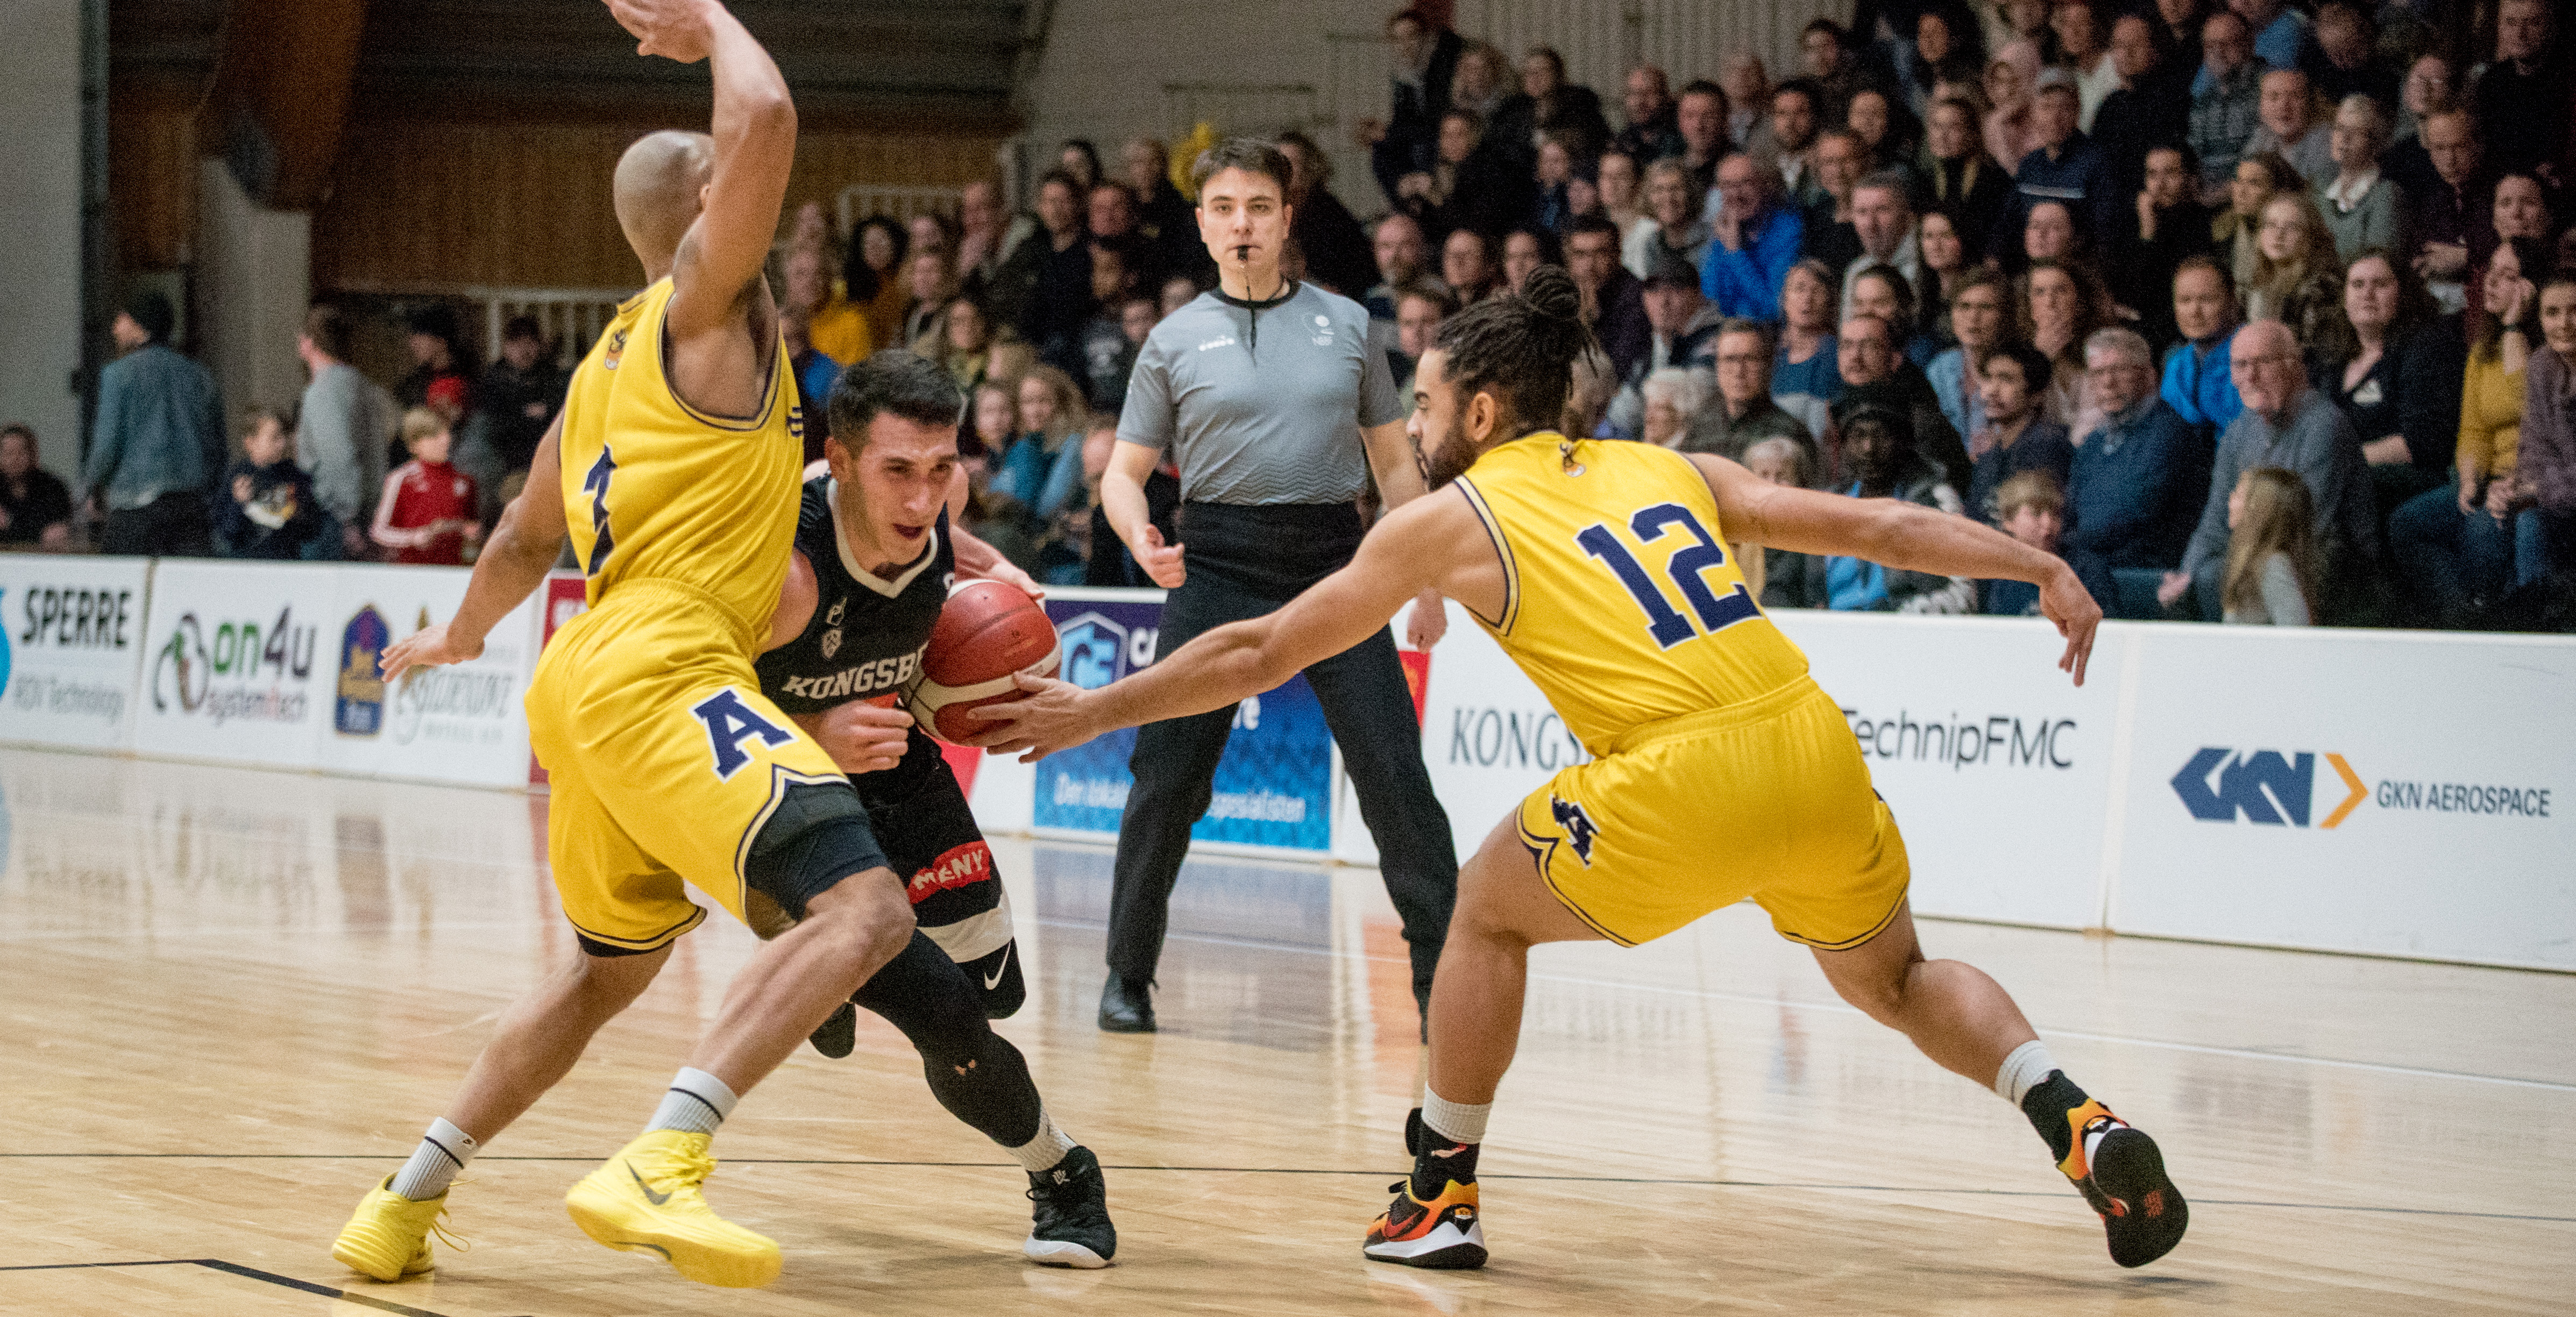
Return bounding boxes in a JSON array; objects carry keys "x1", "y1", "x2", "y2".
[{"x1": 614, "y1": 130, "x2": 715, "y2": 279}]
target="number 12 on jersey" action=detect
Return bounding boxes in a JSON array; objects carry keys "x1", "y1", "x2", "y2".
[{"x1": 1576, "y1": 501, "x2": 1760, "y2": 648}]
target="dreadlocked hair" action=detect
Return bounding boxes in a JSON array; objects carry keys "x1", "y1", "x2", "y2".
[{"x1": 1432, "y1": 264, "x2": 1597, "y2": 438}]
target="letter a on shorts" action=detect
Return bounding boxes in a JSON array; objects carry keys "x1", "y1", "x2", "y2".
[{"x1": 692, "y1": 687, "x2": 796, "y2": 780}]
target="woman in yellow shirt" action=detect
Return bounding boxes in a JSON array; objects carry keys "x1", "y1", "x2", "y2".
[
  {"x1": 842, "y1": 215, "x2": 913, "y2": 350},
  {"x1": 2387, "y1": 237, "x2": 2540, "y2": 626}
]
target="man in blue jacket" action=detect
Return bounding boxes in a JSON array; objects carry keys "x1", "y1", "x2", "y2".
[
  {"x1": 1701, "y1": 152, "x2": 1804, "y2": 320},
  {"x1": 2065, "y1": 329, "x2": 2211, "y2": 611},
  {"x1": 2012, "y1": 73, "x2": 2120, "y2": 252},
  {"x1": 84, "y1": 291, "x2": 223, "y2": 557}
]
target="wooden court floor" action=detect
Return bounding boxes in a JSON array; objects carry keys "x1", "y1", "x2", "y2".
[{"x1": 1, "y1": 747, "x2": 2568, "y2": 1314}]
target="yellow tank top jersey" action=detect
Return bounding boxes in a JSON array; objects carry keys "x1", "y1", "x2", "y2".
[
  {"x1": 1453, "y1": 433, "x2": 1809, "y2": 756},
  {"x1": 557, "y1": 276, "x2": 806, "y2": 636}
]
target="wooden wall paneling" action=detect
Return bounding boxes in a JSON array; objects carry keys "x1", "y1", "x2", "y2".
[{"x1": 108, "y1": 86, "x2": 200, "y2": 271}]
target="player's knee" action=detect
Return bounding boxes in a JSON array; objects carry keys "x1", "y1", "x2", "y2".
[{"x1": 744, "y1": 781, "x2": 900, "y2": 928}]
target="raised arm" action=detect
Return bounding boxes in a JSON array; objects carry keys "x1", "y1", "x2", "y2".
[
  {"x1": 619, "y1": 0, "x2": 797, "y2": 341},
  {"x1": 380, "y1": 415, "x2": 569, "y2": 680},
  {"x1": 1695, "y1": 453, "x2": 2102, "y2": 683}
]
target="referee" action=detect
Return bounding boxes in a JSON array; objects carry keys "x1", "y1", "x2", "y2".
[{"x1": 1099, "y1": 137, "x2": 1457, "y2": 1039}]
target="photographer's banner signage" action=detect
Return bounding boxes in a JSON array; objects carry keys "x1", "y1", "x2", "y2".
[
  {"x1": 318, "y1": 566, "x2": 540, "y2": 788},
  {"x1": 1034, "y1": 589, "x2": 1334, "y2": 853},
  {"x1": 132, "y1": 560, "x2": 337, "y2": 768},
  {"x1": 0, "y1": 556, "x2": 152, "y2": 751}
]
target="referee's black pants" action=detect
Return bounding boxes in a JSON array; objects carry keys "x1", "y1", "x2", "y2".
[{"x1": 1107, "y1": 502, "x2": 1457, "y2": 1017}]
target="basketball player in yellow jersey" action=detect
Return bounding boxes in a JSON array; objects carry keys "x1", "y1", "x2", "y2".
[
  {"x1": 329, "y1": 0, "x2": 917, "y2": 1291},
  {"x1": 974, "y1": 266, "x2": 2187, "y2": 1276}
]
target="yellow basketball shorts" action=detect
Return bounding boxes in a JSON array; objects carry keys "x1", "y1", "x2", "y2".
[
  {"x1": 1516, "y1": 676, "x2": 1910, "y2": 950},
  {"x1": 527, "y1": 584, "x2": 850, "y2": 953}
]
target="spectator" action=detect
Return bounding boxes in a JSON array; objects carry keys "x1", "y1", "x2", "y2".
[
  {"x1": 1983, "y1": 51, "x2": 2041, "y2": 177},
  {"x1": 900, "y1": 247, "x2": 956, "y2": 350},
  {"x1": 1397, "y1": 108, "x2": 1527, "y2": 244},
  {"x1": 371, "y1": 408, "x2": 479, "y2": 566},
  {"x1": 1564, "y1": 215, "x2": 1650, "y2": 383},
  {"x1": 1982, "y1": 469, "x2": 2066, "y2": 615},
  {"x1": 1684, "y1": 319, "x2": 1816, "y2": 460},
  {"x1": 217, "y1": 407, "x2": 328, "y2": 560},
  {"x1": 2188, "y1": 11, "x2": 2266, "y2": 201},
  {"x1": 1076, "y1": 247, "x2": 1145, "y2": 411},
  {"x1": 2018, "y1": 197, "x2": 2090, "y2": 272},
  {"x1": 1087, "y1": 180, "x2": 1162, "y2": 294},
  {"x1": 2469, "y1": 0, "x2": 2567, "y2": 184},
  {"x1": 1614, "y1": 65, "x2": 1682, "y2": 161},
  {"x1": 957, "y1": 179, "x2": 1044, "y2": 332},
  {"x1": 1929, "y1": 267, "x2": 2014, "y2": 439},
  {"x1": 1441, "y1": 227, "x2": 1501, "y2": 305},
  {"x1": 2168, "y1": 318, "x2": 2378, "y2": 618},
  {"x1": 782, "y1": 311, "x2": 838, "y2": 461},
  {"x1": 2229, "y1": 0, "x2": 2317, "y2": 90},
  {"x1": 907, "y1": 210, "x2": 955, "y2": 262},
  {"x1": 395, "y1": 303, "x2": 474, "y2": 417},
  {"x1": 1390, "y1": 281, "x2": 1455, "y2": 403},
  {"x1": 959, "y1": 380, "x2": 1029, "y2": 558},
  {"x1": 1837, "y1": 172, "x2": 1921, "y2": 323},
  {"x1": 2094, "y1": 12, "x2": 2194, "y2": 203},
  {"x1": 1769, "y1": 403, "x2": 1978, "y2": 612},
  {"x1": 1123, "y1": 136, "x2": 1205, "y2": 281},
  {"x1": 2163, "y1": 255, "x2": 2247, "y2": 431},
  {"x1": 1921, "y1": 96, "x2": 2015, "y2": 263},
  {"x1": 2404, "y1": 108, "x2": 2490, "y2": 314},
  {"x1": 1447, "y1": 41, "x2": 1511, "y2": 132},
  {"x1": 2517, "y1": 272, "x2": 2576, "y2": 583},
  {"x1": 1674, "y1": 79, "x2": 1734, "y2": 198},
  {"x1": 2310, "y1": 1, "x2": 2397, "y2": 113},
  {"x1": 1058, "y1": 139, "x2": 1104, "y2": 193},
  {"x1": 1835, "y1": 311, "x2": 1974, "y2": 483},
  {"x1": 1845, "y1": 89, "x2": 1920, "y2": 180},
  {"x1": 1702, "y1": 153, "x2": 1804, "y2": 319},
  {"x1": 1801, "y1": 18, "x2": 1894, "y2": 126},
  {"x1": 1364, "y1": 8, "x2": 1463, "y2": 208},
  {"x1": 1273, "y1": 130, "x2": 1377, "y2": 298},
  {"x1": 1772, "y1": 259, "x2": 1848, "y2": 406},
  {"x1": 1159, "y1": 273, "x2": 1201, "y2": 317},
  {"x1": 293, "y1": 303, "x2": 389, "y2": 559},
  {"x1": 2053, "y1": 0, "x2": 2119, "y2": 130},
  {"x1": 992, "y1": 366, "x2": 1090, "y2": 538},
  {"x1": 2315, "y1": 247, "x2": 2461, "y2": 514},
  {"x1": 2064, "y1": 326, "x2": 2211, "y2": 608},
  {"x1": 1500, "y1": 227, "x2": 1558, "y2": 295},
  {"x1": 842, "y1": 214, "x2": 912, "y2": 350},
  {"x1": 2389, "y1": 52, "x2": 2456, "y2": 156},
  {"x1": 2244, "y1": 191, "x2": 2344, "y2": 346},
  {"x1": 2244, "y1": 68, "x2": 2333, "y2": 184},
  {"x1": 2144, "y1": 0, "x2": 2210, "y2": 75},
  {"x1": 1020, "y1": 169, "x2": 1098, "y2": 368},
  {"x1": 1903, "y1": 5, "x2": 1985, "y2": 121},
  {"x1": 2013, "y1": 72, "x2": 2119, "y2": 246},
  {"x1": 1799, "y1": 130, "x2": 1869, "y2": 270},
  {"x1": 1605, "y1": 252, "x2": 1726, "y2": 437},
  {"x1": 1639, "y1": 366, "x2": 1712, "y2": 448},
  {"x1": 1598, "y1": 150, "x2": 1648, "y2": 249},
  {"x1": 2387, "y1": 237, "x2": 2539, "y2": 623},
  {"x1": 926, "y1": 295, "x2": 1028, "y2": 401},
  {"x1": 0, "y1": 423, "x2": 73, "y2": 548},
  {"x1": 785, "y1": 241, "x2": 872, "y2": 367},
  {"x1": 1722, "y1": 54, "x2": 1775, "y2": 152},
  {"x1": 2018, "y1": 258, "x2": 2114, "y2": 422},
  {"x1": 1529, "y1": 136, "x2": 1584, "y2": 233},
  {"x1": 2315, "y1": 94, "x2": 2404, "y2": 262},
  {"x1": 1968, "y1": 343, "x2": 2075, "y2": 521},
  {"x1": 478, "y1": 315, "x2": 566, "y2": 490},
  {"x1": 1914, "y1": 210, "x2": 1971, "y2": 342},
  {"x1": 1366, "y1": 213, "x2": 1431, "y2": 319},
  {"x1": 2492, "y1": 172, "x2": 2555, "y2": 250},
  {"x1": 2216, "y1": 150, "x2": 2303, "y2": 290},
  {"x1": 1995, "y1": 0, "x2": 2060, "y2": 71},
  {"x1": 2218, "y1": 466, "x2": 2319, "y2": 623},
  {"x1": 2118, "y1": 145, "x2": 2220, "y2": 349},
  {"x1": 84, "y1": 291, "x2": 220, "y2": 557},
  {"x1": 1851, "y1": 263, "x2": 1938, "y2": 366},
  {"x1": 1764, "y1": 80, "x2": 1828, "y2": 204},
  {"x1": 1494, "y1": 46, "x2": 1610, "y2": 166},
  {"x1": 1625, "y1": 158, "x2": 1714, "y2": 283}
]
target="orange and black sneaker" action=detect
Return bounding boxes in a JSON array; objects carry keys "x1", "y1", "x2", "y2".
[
  {"x1": 1363, "y1": 1178, "x2": 1486, "y2": 1269},
  {"x1": 2056, "y1": 1101, "x2": 2188, "y2": 1269}
]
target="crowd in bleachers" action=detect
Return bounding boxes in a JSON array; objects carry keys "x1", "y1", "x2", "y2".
[{"x1": 28, "y1": 0, "x2": 2573, "y2": 629}]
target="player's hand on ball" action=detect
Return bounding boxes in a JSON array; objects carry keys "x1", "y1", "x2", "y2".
[
  {"x1": 379, "y1": 623, "x2": 480, "y2": 682},
  {"x1": 2039, "y1": 565, "x2": 2101, "y2": 687},
  {"x1": 1136, "y1": 525, "x2": 1187, "y2": 588},
  {"x1": 965, "y1": 673, "x2": 1093, "y2": 762},
  {"x1": 811, "y1": 701, "x2": 913, "y2": 775}
]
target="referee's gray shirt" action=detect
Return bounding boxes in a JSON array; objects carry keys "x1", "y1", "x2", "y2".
[{"x1": 1117, "y1": 282, "x2": 1402, "y2": 506}]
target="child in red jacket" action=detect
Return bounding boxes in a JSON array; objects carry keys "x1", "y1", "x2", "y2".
[{"x1": 371, "y1": 408, "x2": 480, "y2": 565}]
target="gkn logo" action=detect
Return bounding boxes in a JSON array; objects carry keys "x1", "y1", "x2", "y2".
[{"x1": 2171, "y1": 748, "x2": 2366, "y2": 829}]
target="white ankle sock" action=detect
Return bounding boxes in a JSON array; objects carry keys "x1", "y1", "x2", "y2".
[
  {"x1": 1005, "y1": 1109, "x2": 1078, "y2": 1175},
  {"x1": 1421, "y1": 1090, "x2": 1490, "y2": 1145},
  {"x1": 647, "y1": 1067, "x2": 739, "y2": 1136},
  {"x1": 388, "y1": 1117, "x2": 478, "y2": 1201},
  {"x1": 1994, "y1": 1040, "x2": 2059, "y2": 1105}
]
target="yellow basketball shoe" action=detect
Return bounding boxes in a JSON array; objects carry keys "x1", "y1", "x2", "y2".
[
  {"x1": 564, "y1": 1130, "x2": 780, "y2": 1288},
  {"x1": 331, "y1": 1175, "x2": 453, "y2": 1282}
]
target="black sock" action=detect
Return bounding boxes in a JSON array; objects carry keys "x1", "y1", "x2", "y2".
[
  {"x1": 2018, "y1": 1071, "x2": 2098, "y2": 1169},
  {"x1": 1409, "y1": 1136, "x2": 1479, "y2": 1199}
]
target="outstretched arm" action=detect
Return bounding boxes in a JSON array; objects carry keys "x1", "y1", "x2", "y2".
[
  {"x1": 619, "y1": 0, "x2": 797, "y2": 341},
  {"x1": 381, "y1": 416, "x2": 569, "y2": 680},
  {"x1": 1694, "y1": 453, "x2": 2102, "y2": 683}
]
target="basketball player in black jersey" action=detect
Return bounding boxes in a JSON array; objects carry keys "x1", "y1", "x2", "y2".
[{"x1": 753, "y1": 349, "x2": 1115, "y2": 1268}]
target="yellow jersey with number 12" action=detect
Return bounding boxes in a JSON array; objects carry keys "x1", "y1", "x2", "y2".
[
  {"x1": 556, "y1": 276, "x2": 806, "y2": 637},
  {"x1": 1451, "y1": 433, "x2": 1809, "y2": 757}
]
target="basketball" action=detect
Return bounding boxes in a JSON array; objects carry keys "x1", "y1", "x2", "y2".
[{"x1": 904, "y1": 579, "x2": 1060, "y2": 743}]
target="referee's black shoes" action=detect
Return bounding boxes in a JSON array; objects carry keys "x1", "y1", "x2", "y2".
[{"x1": 1098, "y1": 973, "x2": 1156, "y2": 1033}]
